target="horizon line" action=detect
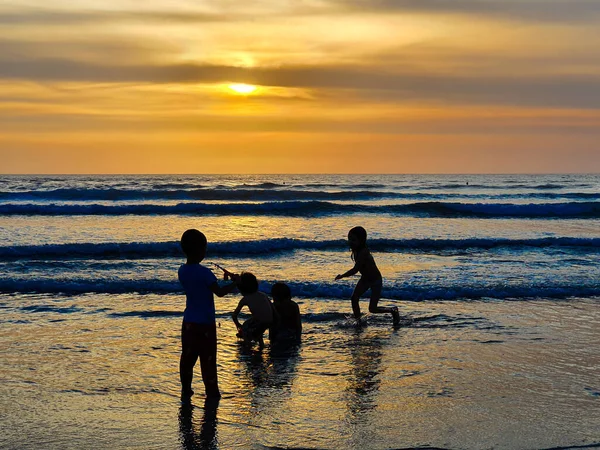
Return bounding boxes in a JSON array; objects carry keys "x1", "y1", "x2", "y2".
[{"x1": 2, "y1": 172, "x2": 599, "y2": 176}]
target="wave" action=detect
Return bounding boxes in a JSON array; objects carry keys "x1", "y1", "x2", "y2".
[
  {"x1": 1, "y1": 201, "x2": 599, "y2": 218},
  {"x1": 107, "y1": 310, "x2": 358, "y2": 323},
  {"x1": 20, "y1": 304, "x2": 83, "y2": 314},
  {"x1": 2, "y1": 237, "x2": 599, "y2": 260},
  {"x1": 423, "y1": 183, "x2": 591, "y2": 190},
  {"x1": 282, "y1": 281, "x2": 600, "y2": 302},
  {"x1": 87, "y1": 310, "x2": 493, "y2": 329},
  {"x1": 107, "y1": 309, "x2": 183, "y2": 318},
  {"x1": 12, "y1": 306, "x2": 487, "y2": 329},
  {"x1": 2, "y1": 278, "x2": 599, "y2": 300},
  {"x1": 151, "y1": 181, "x2": 590, "y2": 191},
  {"x1": 149, "y1": 181, "x2": 388, "y2": 190},
  {"x1": 2, "y1": 188, "x2": 599, "y2": 202},
  {"x1": 0, "y1": 188, "x2": 399, "y2": 201}
]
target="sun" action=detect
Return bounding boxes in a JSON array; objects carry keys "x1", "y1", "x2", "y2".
[{"x1": 228, "y1": 83, "x2": 257, "y2": 94}]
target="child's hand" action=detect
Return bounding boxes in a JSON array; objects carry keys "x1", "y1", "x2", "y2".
[
  {"x1": 223, "y1": 269, "x2": 239, "y2": 282},
  {"x1": 335, "y1": 274, "x2": 343, "y2": 281}
]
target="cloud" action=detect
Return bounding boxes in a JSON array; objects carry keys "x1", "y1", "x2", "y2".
[
  {"x1": 0, "y1": 37, "x2": 178, "y2": 66},
  {"x1": 0, "y1": 2, "x2": 318, "y2": 27},
  {"x1": 3, "y1": 1, "x2": 600, "y2": 26},
  {"x1": 1, "y1": 56, "x2": 599, "y2": 109},
  {"x1": 329, "y1": 0, "x2": 600, "y2": 23},
  {"x1": 2, "y1": 103, "x2": 599, "y2": 136},
  {"x1": 0, "y1": 9, "x2": 235, "y2": 26},
  {"x1": 1, "y1": 2, "x2": 599, "y2": 112}
]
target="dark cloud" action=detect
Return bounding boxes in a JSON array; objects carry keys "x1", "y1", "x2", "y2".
[
  {"x1": 355, "y1": 43, "x2": 600, "y2": 74},
  {"x1": 0, "y1": 38, "x2": 176, "y2": 65},
  {"x1": 332, "y1": 0, "x2": 600, "y2": 23},
  {"x1": 1, "y1": 56, "x2": 599, "y2": 109},
  {"x1": 0, "y1": 9, "x2": 232, "y2": 26},
  {"x1": 3, "y1": 1, "x2": 600, "y2": 25},
  {"x1": 0, "y1": 58, "x2": 242, "y2": 83}
]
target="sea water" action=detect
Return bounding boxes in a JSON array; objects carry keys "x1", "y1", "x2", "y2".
[{"x1": 1, "y1": 174, "x2": 599, "y2": 449}]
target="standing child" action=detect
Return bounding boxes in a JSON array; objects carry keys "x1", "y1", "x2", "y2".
[
  {"x1": 232, "y1": 272, "x2": 274, "y2": 349},
  {"x1": 178, "y1": 229, "x2": 239, "y2": 401},
  {"x1": 335, "y1": 226, "x2": 400, "y2": 326}
]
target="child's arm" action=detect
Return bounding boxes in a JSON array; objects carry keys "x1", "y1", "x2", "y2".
[
  {"x1": 335, "y1": 266, "x2": 358, "y2": 280},
  {"x1": 210, "y1": 281, "x2": 237, "y2": 297},
  {"x1": 335, "y1": 257, "x2": 363, "y2": 280},
  {"x1": 231, "y1": 298, "x2": 245, "y2": 330},
  {"x1": 335, "y1": 250, "x2": 366, "y2": 280},
  {"x1": 214, "y1": 263, "x2": 236, "y2": 281},
  {"x1": 271, "y1": 303, "x2": 280, "y2": 328},
  {"x1": 294, "y1": 303, "x2": 302, "y2": 338},
  {"x1": 210, "y1": 273, "x2": 240, "y2": 297}
]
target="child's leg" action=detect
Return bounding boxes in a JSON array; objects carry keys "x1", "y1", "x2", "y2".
[
  {"x1": 241, "y1": 318, "x2": 256, "y2": 344},
  {"x1": 351, "y1": 278, "x2": 370, "y2": 319},
  {"x1": 367, "y1": 279, "x2": 400, "y2": 324},
  {"x1": 368, "y1": 278, "x2": 391, "y2": 313},
  {"x1": 197, "y1": 323, "x2": 220, "y2": 397},
  {"x1": 255, "y1": 323, "x2": 269, "y2": 350},
  {"x1": 180, "y1": 321, "x2": 199, "y2": 396},
  {"x1": 245, "y1": 319, "x2": 266, "y2": 349},
  {"x1": 257, "y1": 333, "x2": 265, "y2": 350}
]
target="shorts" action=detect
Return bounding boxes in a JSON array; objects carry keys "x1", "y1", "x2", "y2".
[{"x1": 240, "y1": 317, "x2": 270, "y2": 341}]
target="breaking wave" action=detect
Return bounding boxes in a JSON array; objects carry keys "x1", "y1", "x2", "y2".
[
  {"x1": 1, "y1": 201, "x2": 599, "y2": 218},
  {"x1": 1, "y1": 237, "x2": 599, "y2": 260},
  {"x1": 1, "y1": 188, "x2": 598, "y2": 201},
  {"x1": 2, "y1": 278, "x2": 599, "y2": 301}
]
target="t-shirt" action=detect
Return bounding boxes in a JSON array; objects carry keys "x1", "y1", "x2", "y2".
[
  {"x1": 239, "y1": 291, "x2": 273, "y2": 324},
  {"x1": 178, "y1": 263, "x2": 218, "y2": 324}
]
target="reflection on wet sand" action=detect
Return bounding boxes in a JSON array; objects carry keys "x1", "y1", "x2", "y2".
[
  {"x1": 346, "y1": 330, "x2": 384, "y2": 413},
  {"x1": 236, "y1": 340, "x2": 302, "y2": 400},
  {"x1": 178, "y1": 398, "x2": 220, "y2": 450},
  {"x1": 178, "y1": 340, "x2": 302, "y2": 449},
  {"x1": 345, "y1": 329, "x2": 385, "y2": 446}
]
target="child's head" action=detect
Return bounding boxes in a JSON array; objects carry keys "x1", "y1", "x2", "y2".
[
  {"x1": 238, "y1": 272, "x2": 259, "y2": 295},
  {"x1": 271, "y1": 282, "x2": 291, "y2": 303},
  {"x1": 348, "y1": 226, "x2": 367, "y2": 251},
  {"x1": 180, "y1": 229, "x2": 207, "y2": 262}
]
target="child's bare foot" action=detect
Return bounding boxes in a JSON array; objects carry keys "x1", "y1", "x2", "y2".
[
  {"x1": 181, "y1": 388, "x2": 194, "y2": 402},
  {"x1": 206, "y1": 390, "x2": 221, "y2": 400}
]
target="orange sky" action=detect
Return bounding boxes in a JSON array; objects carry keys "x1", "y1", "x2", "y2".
[{"x1": 1, "y1": 1, "x2": 599, "y2": 173}]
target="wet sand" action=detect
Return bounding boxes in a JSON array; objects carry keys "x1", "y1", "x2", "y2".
[{"x1": 2, "y1": 295, "x2": 599, "y2": 449}]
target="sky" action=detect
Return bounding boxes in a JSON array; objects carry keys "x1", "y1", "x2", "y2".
[{"x1": 1, "y1": 0, "x2": 599, "y2": 174}]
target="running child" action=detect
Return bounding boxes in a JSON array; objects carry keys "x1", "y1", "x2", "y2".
[{"x1": 334, "y1": 226, "x2": 400, "y2": 326}]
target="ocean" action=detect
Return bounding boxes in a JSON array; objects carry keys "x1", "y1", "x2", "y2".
[{"x1": 1, "y1": 174, "x2": 599, "y2": 449}]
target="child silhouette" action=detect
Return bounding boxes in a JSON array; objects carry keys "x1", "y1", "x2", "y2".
[{"x1": 335, "y1": 226, "x2": 400, "y2": 326}]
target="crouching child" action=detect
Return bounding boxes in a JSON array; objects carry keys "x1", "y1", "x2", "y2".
[{"x1": 232, "y1": 272, "x2": 273, "y2": 349}]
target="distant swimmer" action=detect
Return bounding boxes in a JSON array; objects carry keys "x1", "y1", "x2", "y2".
[{"x1": 334, "y1": 226, "x2": 402, "y2": 327}]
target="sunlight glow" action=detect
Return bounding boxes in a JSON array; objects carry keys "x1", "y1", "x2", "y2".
[{"x1": 229, "y1": 84, "x2": 258, "y2": 94}]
